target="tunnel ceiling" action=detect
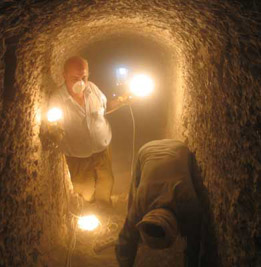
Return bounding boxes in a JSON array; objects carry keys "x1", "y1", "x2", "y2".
[
  {"x1": 2, "y1": 0, "x2": 258, "y2": 96},
  {"x1": 2, "y1": 0, "x2": 243, "y2": 86},
  {"x1": 0, "y1": 1, "x2": 261, "y2": 267},
  {"x1": 50, "y1": 25, "x2": 175, "y2": 86}
]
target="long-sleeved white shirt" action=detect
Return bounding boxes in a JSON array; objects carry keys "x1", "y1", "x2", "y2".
[{"x1": 48, "y1": 81, "x2": 112, "y2": 158}]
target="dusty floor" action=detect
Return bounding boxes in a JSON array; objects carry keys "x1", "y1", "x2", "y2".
[{"x1": 48, "y1": 194, "x2": 185, "y2": 267}]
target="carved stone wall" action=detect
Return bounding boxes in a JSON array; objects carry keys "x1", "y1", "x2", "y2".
[{"x1": 0, "y1": 0, "x2": 260, "y2": 266}]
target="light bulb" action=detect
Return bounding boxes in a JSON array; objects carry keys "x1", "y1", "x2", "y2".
[
  {"x1": 129, "y1": 74, "x2": 154, "y2": 97},
  {"x1": 47, "y1": 107, "x2": 63, "y2": 122},
  {"x1": 78, "y1": 215, "x2": 100, "y2": 231}
]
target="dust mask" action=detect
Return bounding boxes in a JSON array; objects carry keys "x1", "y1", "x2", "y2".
[{"x1": 72, "y1": 80, "x2": 86, "y2": 94}]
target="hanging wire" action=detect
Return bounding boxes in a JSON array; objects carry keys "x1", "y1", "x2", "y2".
[
  {"x1": 62, "y1": 154, "x2": 121, "y2": 264},
  {"x1": 62, "y1": 155, "x2": 83, "y2": 267},
  {"x1": 65, "y1": 217, "x2": 77, "y2": 267},
  {"x1": 62, "y1": 156, "x2": 70, "y2": 213},
  {"x1": 129, "y1": 104, "x2": 136, "y2": 178},
  {"x1": 61, "y1": 102, "x2": 136, "y2": 266}
]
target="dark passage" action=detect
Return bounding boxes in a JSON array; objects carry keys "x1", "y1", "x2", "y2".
[{"x1": 82, "y1": 34, "x2": 171, "y2": 193}]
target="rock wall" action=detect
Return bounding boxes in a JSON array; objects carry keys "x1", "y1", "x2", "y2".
[
  {"x1": 0, "y1": 3, "x2": 71, "y2": 266},
  {"x1": 180, "y1": 4, "x2": 261, "y2": 267},
  {"x1": 0, "y1": 0, "x2": 260, "y2": 266}
]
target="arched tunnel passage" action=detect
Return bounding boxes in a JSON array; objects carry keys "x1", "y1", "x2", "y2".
[
  {"x1": 81, "y1": 33, "x2": 173, "y2": 193},
  {"x1": 0, "y1": 1, "x2": 261, "y2": 267}
]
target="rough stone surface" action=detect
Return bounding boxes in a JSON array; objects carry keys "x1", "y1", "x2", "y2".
[{"x1": 0, "y1": 0, "x2": 260, "y2": 266}]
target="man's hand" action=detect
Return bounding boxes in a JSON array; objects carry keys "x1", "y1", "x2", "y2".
[
  {"x1": 117, "y1": 92, "x2": 133, "y2": 106},
  {"x1": 107, "y1": 92, "x2": 135, "y2": 114},
  {"x1": 47, "y1": 123, "x2": 65, "y2": 144},
  {"x1": 39, "y1": 121, "x2": 64, "y2": 150}
]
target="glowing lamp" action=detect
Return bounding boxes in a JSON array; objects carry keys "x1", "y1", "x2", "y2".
[
  {"x1": 47, "y1": 107, "x2": 63, "y2": 122},
  {"x1": 129, "y1": 74, "x2": 154, "y2": 97},
  {"x1": 118, "y1": 67, "x2": 128, "y2": 75},
  {"x1": 116, "y1": 67, "x2": 129, "y2": 85},
  {"x1": 78, "y1": 215, "x2": 100, "y2": 231}
]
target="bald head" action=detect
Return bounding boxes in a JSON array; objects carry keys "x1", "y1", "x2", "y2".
[
  {"x1": 64, "y1": 56, "x2": 89, "y2": 74},
  {"x1": 63, "y1": 56, "x2": 89, "y2": 94}
]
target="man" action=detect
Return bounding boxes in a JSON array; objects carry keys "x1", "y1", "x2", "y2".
[
  {"x1": 49, "y1": 56, "x2": 129, "y2": 207},
  {"x1": 115, "y1": 139, "x2": 203, "y2": 267}
]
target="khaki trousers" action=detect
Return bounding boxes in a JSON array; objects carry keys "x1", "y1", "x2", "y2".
[{"x1": 66, "y1": 148, "x2": 114, "y2": 204}]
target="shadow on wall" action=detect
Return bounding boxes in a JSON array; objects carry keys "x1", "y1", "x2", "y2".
[{"x1": 190, "y1": 154, "x2": 220, "y2": 267}]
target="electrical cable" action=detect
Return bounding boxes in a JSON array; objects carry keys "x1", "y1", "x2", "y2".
[
  {"x1": 66, "y1": 217, "x2": 77, "y2": 267},
  {"x1": 128, "y1": 104, "x2": 136, "y2": 178},
  {"x1": 61, "y1": 153, "x2": 119, "y2": 263},
  {"x1": 62, "y1": 155, "x2": 84, "y2": 267},
  {"x1": 61, "y1": 97, "x2": 137, "y2": 266},
  {"x1": 62, "y1": 156, "x2": 70, "y2": 213},
  {"x1": 62, "y1": 155, "x2": 73, "y2": 267}
]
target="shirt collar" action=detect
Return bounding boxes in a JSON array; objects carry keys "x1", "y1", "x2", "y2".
[
  {"x1": 62, "y1": 84, "x2": 73, "y2": 102},
  {"x1": 62, "y1": 84, "x2": 86, "y2": 114}
]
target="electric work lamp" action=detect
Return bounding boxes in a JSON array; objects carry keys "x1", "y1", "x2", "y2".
[
  {"x1": 78, "y1": 215, "x2": 100, "y2": 231},
  {"x1": 47, "y1": 107, "x2": 63, "y2": 122},
  {"x1": 129, "y1": 74, "x2": 154, "y2": 97},
  {"x1": 116, "y1": 67, "x2": 128, "y2": 86}
]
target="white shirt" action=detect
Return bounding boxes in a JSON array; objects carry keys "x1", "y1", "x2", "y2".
[{"x1": 49, "y1": 81, "x2": 112, "y2": 158}]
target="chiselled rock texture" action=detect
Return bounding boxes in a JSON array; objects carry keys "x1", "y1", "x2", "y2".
[
  {"x1": 0, "y1": 0, "x2": 260, "y2": 266},
  {"x1": 180, "y1": 4, "x2": 261, "y2": 267}
]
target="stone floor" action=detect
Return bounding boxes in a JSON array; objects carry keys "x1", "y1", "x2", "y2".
[{"x1": 47, "y1": 194, "x2": 185, "y2": 267}]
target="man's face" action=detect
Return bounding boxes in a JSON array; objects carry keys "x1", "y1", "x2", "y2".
[{"x1": 64, "y1": 62, "x2": 88, "y2": 92}]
